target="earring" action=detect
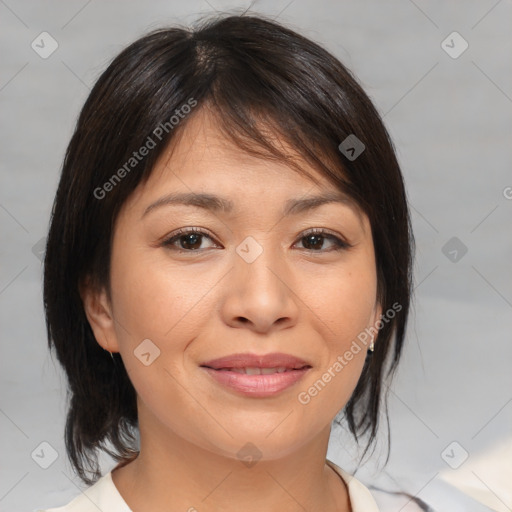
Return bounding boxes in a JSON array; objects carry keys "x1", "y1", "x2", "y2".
[
  {"x1": 104, "y1": 347, "x2": 115, "y2": 360},
  {"x1": 368, "y1": 339, "x2": 375, "y2": 352}
]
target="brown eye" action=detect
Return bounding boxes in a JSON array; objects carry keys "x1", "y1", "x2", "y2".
[
  {"x1": 162, "y1": 228, "x2": 218, "y2": 252},
  {"x1": 177, "y1": 233, "x2": 203, "y2": 250},
  {"x1": 301, "y1": 234, "x2": 325, "y2": 250},
  {"x1": 296, "y1": 229, "x2": 351, "y2": 252}
]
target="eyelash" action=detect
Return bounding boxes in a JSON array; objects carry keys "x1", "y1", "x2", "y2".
[{"x1": 161, "y1": 227, "x2": 352, "y2": 253}]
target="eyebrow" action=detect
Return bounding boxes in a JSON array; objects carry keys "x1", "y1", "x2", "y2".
[{"x1": 141, "y1": 191, "x2": 357, "y2": 219}]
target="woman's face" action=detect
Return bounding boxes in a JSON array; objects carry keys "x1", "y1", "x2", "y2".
[{"x1": 86, "y1": 108, "x2": 382, "y2": 461}]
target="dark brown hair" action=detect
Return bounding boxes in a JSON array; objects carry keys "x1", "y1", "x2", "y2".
[{"x1": 43, "y1": 12, "x2": 414, "y2": 485}]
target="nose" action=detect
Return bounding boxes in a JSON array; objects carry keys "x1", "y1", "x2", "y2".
[{"x1": 220, "y1": 244, "x2": 300, "y2": 335}]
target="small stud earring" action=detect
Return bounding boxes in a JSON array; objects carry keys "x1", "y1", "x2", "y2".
[
  {"x1": 368, "y1": 339, "x2": 375, "y2": 352},
  {"x1": 104, "y1": 347, "x2": 115, "y2": 360}
]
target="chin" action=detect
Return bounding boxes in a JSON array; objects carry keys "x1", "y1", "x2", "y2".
[{"x1": 202, "y1": 421, "x2": 319, "y2": 462}]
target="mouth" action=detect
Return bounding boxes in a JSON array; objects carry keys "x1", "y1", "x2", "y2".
[
  {"x1": 200, "y1": 353, "x2": 312, "y2": 397},
  {"x1": 209, "y1": 366, "x2": 307, "y2": 374},
  {"x1": 200, "y1": 352, "x2": 311, "y2": 371}
]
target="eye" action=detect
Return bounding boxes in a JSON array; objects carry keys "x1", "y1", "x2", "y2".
[
  {"x1": 161, "y1": 228, "x2": 219, "y2": 252},
  {"x1": 295, "y1": 228, "x2": 351, "y2": 252},
  {"x1": 161, "y1": 227, "x2": 351, "y2": 253}
]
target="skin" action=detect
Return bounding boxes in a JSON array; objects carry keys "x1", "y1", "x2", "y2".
[{"x1": 82, "y1": 107, "x2": 382, "y2": 512}]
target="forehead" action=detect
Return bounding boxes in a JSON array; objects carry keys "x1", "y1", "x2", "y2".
[
  {"x1": 123, "y1": 106, "x2": 366, "y2": 230},
  {"x1": 148, "y1": 106, "x2": 339, "y2": 191}
]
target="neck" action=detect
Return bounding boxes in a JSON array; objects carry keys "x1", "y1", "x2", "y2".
[{"x1": 111, "y1": 417, "x2": 350, "y2": 512}]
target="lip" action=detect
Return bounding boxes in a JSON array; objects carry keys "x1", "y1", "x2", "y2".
[
  {"x1": 200, "y1": 352, "x2": 312, "y2": 398},
  {"x1": 201, "y1": 352, "x2": 311, "y2": 370}
]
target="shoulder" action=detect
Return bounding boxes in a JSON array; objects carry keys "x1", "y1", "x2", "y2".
[
  {"x1": 35, "y1": 472, "x2": 132, "y2": 512},
  {"x1": 327, "y1": 460, "x2": 438, "y2": 512},
  {"x1": 327, "y1": 459, "x2": 381, "y2": 512},
  {"x1": 326, "y1": 460, "x2": 431, "y2": 512}
]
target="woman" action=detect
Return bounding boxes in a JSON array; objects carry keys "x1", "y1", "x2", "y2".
[{"x1": 40, "y1": 13, "x2": 415, "y2": 512}]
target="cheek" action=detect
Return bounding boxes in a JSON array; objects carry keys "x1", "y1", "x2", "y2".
[
  {"x1": 108, "y1": 249, "x2": 211, "y2": 424},
  {"x1": 110, "y1": 246, "x2": 211, "y2": 344},
  {"x1": 295, "y1": 257, "x2": 377, "y2": 415},
  {"x1": 307, "y1": 259, "x2": 378, "y2": 349},
  {"x1": 108, "y1": 246, "x2": 222, "y2": 397}
]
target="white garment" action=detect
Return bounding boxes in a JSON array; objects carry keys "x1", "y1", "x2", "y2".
[{"x1": 36, "y1": 459, "x2": 380, "y2": 511}]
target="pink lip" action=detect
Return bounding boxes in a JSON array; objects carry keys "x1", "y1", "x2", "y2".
[
  {"x1": 201, "y1": 352, "x2": 311, "y2": 370},
  {"x1": 200, "y1": 352, "x2": 311, "y2": 398}
]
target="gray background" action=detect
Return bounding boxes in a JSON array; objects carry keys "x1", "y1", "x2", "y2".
[{"x1": 1, "y1": 1, "x2": 511, "y2": 511}]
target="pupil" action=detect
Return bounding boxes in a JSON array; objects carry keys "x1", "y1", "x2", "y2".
[
  {"x1": 179, "y1": 234, "x2": 326, "y2": 251},
  {"x1": 182, "y1": 233, "x2": 201, "y2": 250},
  {"x1": 304, "y1": 234, "x2": 323, "y2": 250}
]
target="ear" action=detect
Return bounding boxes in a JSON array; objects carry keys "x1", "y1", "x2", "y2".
[
  {"x1": 79, "y1": 276, "x2": 120, "y2": 353},
  {"x1": 371, "y1": 300, "x2": 383, "y2": 343},
  {"x1": 372, "y1": 301, "x2": 383, "y2": 328}
]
